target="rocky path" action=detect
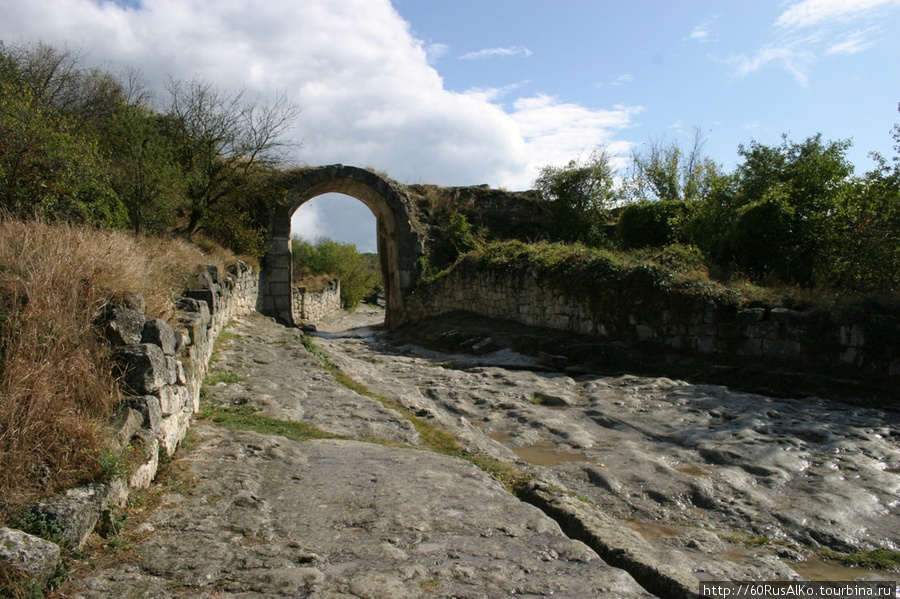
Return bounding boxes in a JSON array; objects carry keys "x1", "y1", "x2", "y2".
[{"x1": 63, "y1": 307, "x2": 900, "y2": 598}]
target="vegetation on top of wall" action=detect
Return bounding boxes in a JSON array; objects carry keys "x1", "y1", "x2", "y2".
[
  {"x1": 531, "y1": 126, "x2": 900, "y2": 304},
  {"x1": 0, "y1": 219, "x2": 235, "y2": 526},
  {"x1": 466, "y1": 239, "x2": 738, "y2": 313}
]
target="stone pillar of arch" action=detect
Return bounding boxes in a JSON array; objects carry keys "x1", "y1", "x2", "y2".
[{"x1": 259, "y1": 165, "x2": 423, "y2": 328}]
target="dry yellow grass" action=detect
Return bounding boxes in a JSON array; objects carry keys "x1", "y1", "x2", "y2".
[{"x1": 0, "y1": 219, "x2": 229, "y2": 521}]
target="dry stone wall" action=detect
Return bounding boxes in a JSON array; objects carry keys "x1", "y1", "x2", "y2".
[
  {"x1": 0, "y1": 262, "x2": 259, "y2": 592},
  {"x1": 292, "y1": 278, "x2": 341, "y2": 323},
  {"x1": 404, "y1": 261, "x2": 900, "y2": 381}
]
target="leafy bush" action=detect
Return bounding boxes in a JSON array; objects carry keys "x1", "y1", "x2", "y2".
[
  {"x1": 615, "y1": 199, "x2": 695, "y2": 250},
  {"x1": 291, "y1": 237, "x2": 381, "y2": 310},
  {"x1": 534, "y1": 147, "x2": 617, "y2": 245}
]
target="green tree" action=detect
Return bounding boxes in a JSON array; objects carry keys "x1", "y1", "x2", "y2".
[
  {"x1": 291, "y1": 237, "x2": 381, "y2": 310},
  {"x1": 164, "y1": 77, "x2": 300, "y2": 236},
  {"x1": 534, "y1": 146, "x2": 618, "y2": 245},
  {"x1": 625, "y1": 128, "x2": 720, "y2": 203},
  {"x1": 726, "y1": 133, "x2": 854, "y2": 284},
  {"x1": 0, "y1": 42, "x2": 126, "y2": 227},
  {"x1": 0, "y1": 78, "x2": 125, "y2": 227},
  {"x1": 104, "y1": 104, "x2": 184, "y2": 234},
  {"x1": 615, "y1": 199, "x2": 697, "y2": 250},
  {"x1": 820, "y1": 124, "x2": 900, "y2": 293}
]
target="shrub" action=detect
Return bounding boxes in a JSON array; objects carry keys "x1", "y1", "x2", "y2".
[
  {"x1": 615, "y1": 199, "x2": 695, "y2": 250},
  {"x1": 290, "y1": 237, "x2": 381, "y2": 310}
]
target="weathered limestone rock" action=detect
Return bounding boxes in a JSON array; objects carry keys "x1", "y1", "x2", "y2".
[
  {"x1": 31, "y1": 484, "x2": 113, "y2": 550},
  {"x1": 113, "y1": 343, "x2": 170, "y2": 395},
  {"x1": 0, "y1": 527, "x2": 61, "y2": 591},
  {"x1": 69, "y1": 430, "x2": 654, "y2": 599},
  {"x1": 98, "y1": 304, "x2": 146, "y2": 347},
  {"x1": 127, "y1": 395, "x2": 162, "y2": 432},
  {"x1": 106, "y1": 407, "x2": 144, "y2": 452},
  {"x1": 141, "y1": 318, "x2": 177, "y2": 356},
  {"x1": 128, "y1": 429, "x2": 160, "y2": 490}
]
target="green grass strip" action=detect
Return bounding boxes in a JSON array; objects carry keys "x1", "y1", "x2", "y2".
[
  {"x1": 200, "y1": 403, "x2": 344, "y2": 442},
  {"x1": 818, "y1": 548, "x2": 900, "y2": 571},
  {"x1": 301, "y1": 335, "x2": 526, "y2": 491}
]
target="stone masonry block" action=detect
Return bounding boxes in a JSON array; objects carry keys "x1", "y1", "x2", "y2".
[
  {"x1": 128, "y1": 429, "x2": 160, "y2": 490},
  {"x1": 99, "y1": 304, "x2": 147, "y2": 347},
  {"x1": 142, "y1": 318, "x2": 177, "y2": 356},
  {"x1": 31, "y1": 483, "x2": 113, "y2": 549},
  {"x1": 127, "y1": 395, "x2": 163, "y2": 433},
  {"x1": 113, "y1": 344, "x2": 169, "y2": 395}
]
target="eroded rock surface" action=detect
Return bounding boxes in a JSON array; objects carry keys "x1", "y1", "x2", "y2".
[
  {"x1": 64, "y1": 310, "x2": 652, "y2": 598},
  {"x1": 313, "y1": 308, "x2": 900, "y2": 584},
  {"x1": 65, "y1": 308, "x2": 900, "y2": 598},
  {"x1": 72, "y1": 430, "x2": 649, "y2": 598}
]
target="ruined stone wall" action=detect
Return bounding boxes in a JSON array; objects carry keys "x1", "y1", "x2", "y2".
[
  {"x1": 292, "y1": 278, "x2": 341, "y2": 323},
  {"x1": 0, "y1": 263, "x2": 260, "y2": 587},
  {"x1": 404, "y1": 262, "x2": 900, "y2": 381}
]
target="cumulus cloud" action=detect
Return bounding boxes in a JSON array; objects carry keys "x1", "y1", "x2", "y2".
[
  {"x1": 0, "y1": 0, "x2": 637, "y2": 193},
  {"x1": 511, "y1": 95, "x2": 641, "y2": 174},
  {"x1": 458, "y1": 46, "x2": 533, "y2": 60}
]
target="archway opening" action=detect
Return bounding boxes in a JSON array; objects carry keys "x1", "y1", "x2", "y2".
[
  {"x1": 260, "y1": 165, "x2": 420, "y2": 329},
  {"x1": 290, "y1": 193, "x2": 385, "y2": 323}
]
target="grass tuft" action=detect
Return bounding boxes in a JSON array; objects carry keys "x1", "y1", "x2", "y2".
[{"x1": 199, "y1": 403, "x2": 343, "y2": 442}]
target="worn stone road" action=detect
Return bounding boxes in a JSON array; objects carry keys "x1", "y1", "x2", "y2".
[{"x1": 64, "y1": 307, "x2": 900, "y2": 598}]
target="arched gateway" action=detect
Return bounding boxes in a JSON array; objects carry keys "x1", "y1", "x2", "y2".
[{"x1": 258, "y1": 165, "x2": 423, "y2": 328}]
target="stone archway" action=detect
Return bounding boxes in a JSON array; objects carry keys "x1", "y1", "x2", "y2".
[{"x1": 259, "y1": 165, "x2": 423, "y2": 328}]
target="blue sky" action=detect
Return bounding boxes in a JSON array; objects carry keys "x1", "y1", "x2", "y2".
[{"x1": 1, "y1": 0, "x2": 897, "y2": 252}]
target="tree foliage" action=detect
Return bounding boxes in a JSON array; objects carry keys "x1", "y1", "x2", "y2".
[
  {"x1": 534, "y1": 147, "x2": 618, "y2": 245},
  {"x1": 0, "y1": 50, "x2": 126, "y2": 227},
  {"x1": 291, "y1": 237, "x2": 382, "y2": 310},
  {"x1": 624, "y1": 128, "x2": 722, "y2": 203},
  {"x1": 538, "y1": 125, "x2": 900, "y2": 296},
  {"x1": 164, "y1": 77, "x2": 300, "y2": 236},
  {"x1": 0, "y1": 40, "x2": 300, "y2": 258}
]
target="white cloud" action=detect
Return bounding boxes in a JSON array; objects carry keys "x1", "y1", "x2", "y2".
[
  {"x1": 424, "y1": 42, "x2": 449, "y2": 64},
  {"x1": 722, "y1": 0, "x2": 897, "y2": 84},
  {"x1": 723, "y1": 43, "x2": 816, "y2": 85},
  {"x1": 609, "y1": 74, "x2": 634, "y2": 87},
  {"x1": 826, "y1": 28, "x2": 879, "y2": 54},
  {"x1": 775, "y1": 0, "x2": 900, "y2": 29},
  {"x1": 0, "y1": 0, "x2": 638, "y2": 195},
  {"x1": 687, "y1": 17, "x2": 719, "y2": 43},
  {"x1": 458, "y1": 45, "x2": 533, "y2": 60},
  {"x1": 291, "y1": 200, "x2": 325, "y2": 242},
  {"x1": 510, "y1": 95, "x2": 641, "y2": 180}
]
